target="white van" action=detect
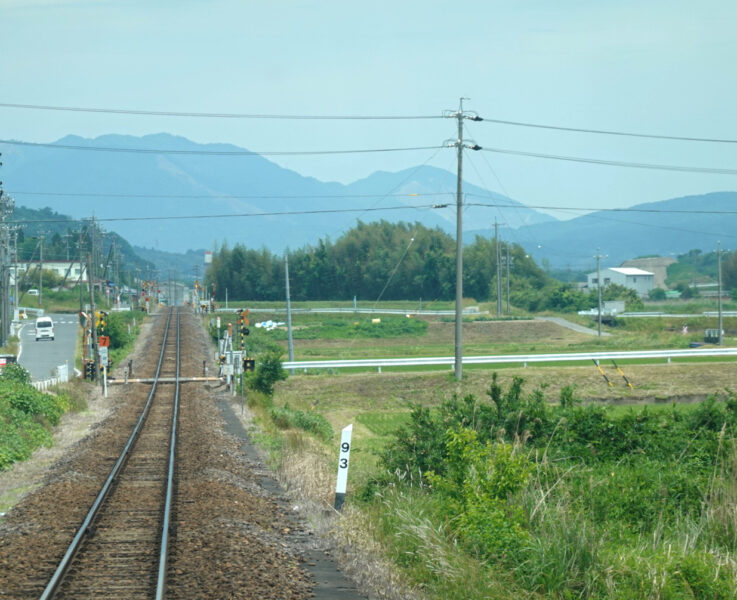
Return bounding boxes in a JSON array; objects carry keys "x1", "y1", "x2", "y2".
[{"x1": 35, "y1": 317, "x2": 54, "y2": 341}]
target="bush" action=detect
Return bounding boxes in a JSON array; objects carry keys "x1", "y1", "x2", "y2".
[
  {"x1": 366, "y1": 375, "x2": 737, "y2": 598},
  {"x1": 425, "y1": 429, "x2": 532, "y2": 562},
  {"x1": 0, "y1": 381, "x2": 64, "y2": 426},
  {"x1": 0, "y1": 363, "x2": 31, "y2": 385},
  {"x1": 247, "y1": 350, "x2": 287, "y2": 396},
  {"x1": 106, "y1": 311, "x2": 135, "y2": 350},
  {"x1": 0, "y1": 379, "x2": 70, "y2": 470}
]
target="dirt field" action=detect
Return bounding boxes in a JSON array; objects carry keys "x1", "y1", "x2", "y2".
[{"x1": 276, "y1": 359, "x2": 737, "y2": 412}]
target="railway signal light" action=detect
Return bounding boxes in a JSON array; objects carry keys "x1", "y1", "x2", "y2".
[
  {"x1": 96, "y1": 310, "x2": 108, "y2": 335},
  {"x1": 84, "y1": 359, "x2": 95, "y2": 380},
  {"x1": 243, "y1": 358, "x2": 255, "y2": 372}
]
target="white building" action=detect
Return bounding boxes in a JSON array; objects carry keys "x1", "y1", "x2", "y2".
[
  {"x1": 12, "y1": 261, "x2": 89, "y2": 285},
  {"x1": 587, "y1": 267, "x2": 654, "y2": 297}
]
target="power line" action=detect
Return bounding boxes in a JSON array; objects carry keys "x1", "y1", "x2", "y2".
[
  {"x1": 8, "y1": 203, "x2": 443, "y2": 225},
  {"x1": 480, "y1": 146, "x2": 737, "y2": 175},
  {"x1": 3, "y1": 102, "x2": 730, "y2": 145},
  {"x1": 8, "y1": 190, "x2": 453, "y2": 201},
  {"x1": 4, "y1": 137, "x2": 735, "y2": 175},
  {"x1": 481, "y1": 116, "x2": 737, "y2": 144},
  {"x1": 10, "y1": 189, "x2": 737, "y2": 216},
  {"x1": 466, "y1": 202, "x2": 737, "y2": 241},
  {"x1": 0, "y1": 102, "x2": 442, "y2": 120},
  {"x1": 464, "y1": 198, "x2": 737, "y2": 215},
  {"x1": 0, "y1": 139, "x2": 442, "y2": 157}
]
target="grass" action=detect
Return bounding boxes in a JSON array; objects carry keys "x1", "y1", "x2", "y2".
[
  {"x1": 221, "y1": 308, "x2": 736, "y2": 364},
  {"x1": 214, "y1": 302, "x2": 737, "y2": 598}
]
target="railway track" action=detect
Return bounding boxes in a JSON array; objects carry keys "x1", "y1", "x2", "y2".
[
  {"x1": 1, "y1": 306, "x2": 361, "y2": 599},
  {"x1": 40, "y1": 307, "x2": 182, "y2": 599}
]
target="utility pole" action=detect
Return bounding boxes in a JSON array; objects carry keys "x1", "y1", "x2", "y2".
[
  {"x1": 717, "y1": 242, "x2": 723, "y2": 345},
  {"x1": 595, "y1": 249, "x2": 606, "y2": 338},
  {"x1": 78, "y1": 228, "x2": 85, "y2": 314},
  {"x1": 0, "y1": 160, "x2": 14, "y2": 346},
  {"x1": 495, "y1": 221, "x2": 502, "y2": 317},
  {"x1": 13, "y1": 230, "x2": 18, "y2": 319},
  {"x1": 445, "y1": 99, "x2": 482, "y2": 381},
  {"x1": 88, "y1": 220, "x2": 99, "y2": 381},
  {"x1": 38, "y1": 234, "x2": 43, "y2": 308},
  {"x1": 505, "y1": 243, "x2": 511, "y2": 315},
  {"x1": 87, "y1": 249, "x2": 98, "y2": 381},
  {"x1": 285, "y1": 252, "x2": 295, "y2": 373}
]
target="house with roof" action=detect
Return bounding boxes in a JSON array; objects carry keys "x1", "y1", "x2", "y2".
[
  {"x1": 619, "y1": 257, "x2": 676, "y2": 290},
  {"x1": 11, "y1": 261, "x2": 89, "y2": 286},
  {"x1": 586, "y1": 267, "x2": 654, "y2": 297}
]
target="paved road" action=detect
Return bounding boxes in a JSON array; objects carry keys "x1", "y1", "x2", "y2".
[
  {"x1": 16, "y1": 314, "x2": 79, "y2": 381},
  {"x1": 536, "y1": 316, "x2": 612, "y2": 337}
]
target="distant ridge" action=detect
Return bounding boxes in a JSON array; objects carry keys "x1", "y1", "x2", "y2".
[
  {"x1": 1, "y1": 133, "x2": 552, "y2": 253},
  {"x1": 1, "y1": 134, "x2": 734, "y2": 270}
]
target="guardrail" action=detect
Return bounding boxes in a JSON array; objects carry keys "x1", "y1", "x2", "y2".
[
  {"x1": 31, "y1": 363, "x2": 70, "y2": 391},
  {"x1": 282, "y1": 347, "x2": 737, "y2": 371},
  {"x1": 216, "y1": 307, "x2": 485, "y2": 316}
]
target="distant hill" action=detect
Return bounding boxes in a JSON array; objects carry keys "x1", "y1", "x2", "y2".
[
  {"x1": 1, "y1": 133, "x2": 553, "y2": 253},
  {"x1": 469, "y1": 191, "x2": 737, "y2": 271},
  {"x1": 132, "y1": 246, "x2": 209, "y2": 282},
  {"x1": 3, "y1": 134, "x2": 734, "y2": 270},
  {"x1": 11, "y1": 205, "x2": 153, "y2": 280}
]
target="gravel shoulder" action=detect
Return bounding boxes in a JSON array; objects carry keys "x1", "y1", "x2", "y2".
[{"x1": 0, "y1": 310, "x2": 368, "y2": 599}]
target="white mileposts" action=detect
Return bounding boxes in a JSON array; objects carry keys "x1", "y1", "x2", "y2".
[{"x1": 334, "y1": 424, "x2": 353, "y2": 510}]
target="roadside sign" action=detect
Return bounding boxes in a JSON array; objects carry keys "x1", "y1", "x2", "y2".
[
  {"x1": 99, "y1": 346, "x2": 108, "y2": 365},
  {"x1": 334, "y1": 424, "x2": 353, "y2": 510}
]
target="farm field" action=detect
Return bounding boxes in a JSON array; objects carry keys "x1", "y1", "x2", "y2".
[{"x1": 232, "y1": 307, "x2": 737, "y2": 599}]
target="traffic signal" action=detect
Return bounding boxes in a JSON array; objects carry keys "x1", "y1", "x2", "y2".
[
  {"x1": 96, "y1": 311, "x2": 108, "y2": 336},
  {"x1": 243, "y1": 358, "x2": 255, "y2": 372},
  {"x1": 236, "y1": 308, "x2": 250, "y2": 349},
  {"x1": 84, "y1": 360, "x2": 95, "y2": 380}
]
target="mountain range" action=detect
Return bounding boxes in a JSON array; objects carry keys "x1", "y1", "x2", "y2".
[{"x1": 2, "y1": 133, "x2": 735, "y2": 273}]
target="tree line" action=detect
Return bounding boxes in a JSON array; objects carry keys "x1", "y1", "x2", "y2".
[{"x1": 204, "y1": 220, "x2": 646, "y2": 312}]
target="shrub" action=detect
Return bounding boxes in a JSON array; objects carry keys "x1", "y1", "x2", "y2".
[
  {"x1": 379, "y1": 404, "x2": 446, "y2": 478},
  {"x1": 0, "y1": 363, "x2": 31, "y2": 385},
  {"x1": 426, "y1": 429, "x2": 532, "y2": 562},
  {"x1": 247, "y1": 350, "x2": 287, "y2": 396},
  {"x1": 0, "y1": 381, "x2": 64, "y2": 426},
  {"x1": 106, "y1": 311, "x2": 134, "y2": 349}
]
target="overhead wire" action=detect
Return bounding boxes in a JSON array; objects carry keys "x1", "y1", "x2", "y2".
[
  {"x1": 0, "y1": 138, "x2": 442, "y2": 156},
  {"x1": 463, "y1": 198, "x2": 737, "y2": 216},
  {"x1": 327, "y1": 145, "x2": 447, "y2": 241},
  {"x1": 479, "y1": 116, "x2": 737, "y2": 144},
  {"x1": 0, "y1": 102, "x2": 442, "y2": 120},
  {"x1": 8, "y1": 190, "x2": 454, "y2": 201},
  {"x1": 8, "y1": 191, "x2": 737, "y2": 217},
  {"x1": 7, "y1": 203, "x2": 443, "y2": 225},
  {"x1": 466, "y1": 202, "x2": 737, "y2": 241},
  {"x1": 3, "y1": 137, "x2": 735, "y2": 175},
  {"x1": 479, "y1": 146, "x2": 737, "y2": 176}
]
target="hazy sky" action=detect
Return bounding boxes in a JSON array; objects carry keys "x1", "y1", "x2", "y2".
[{"x1": 3, "y1": 0, "x2": 737, "y2": 221}]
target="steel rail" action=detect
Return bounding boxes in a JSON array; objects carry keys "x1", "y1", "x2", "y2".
[
  {"x1": 156, "y1": 308, "x2": 181, "y2": 599},
  {"x1": 39, "y1": 309, "x2": 175, "y2": 600}
]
